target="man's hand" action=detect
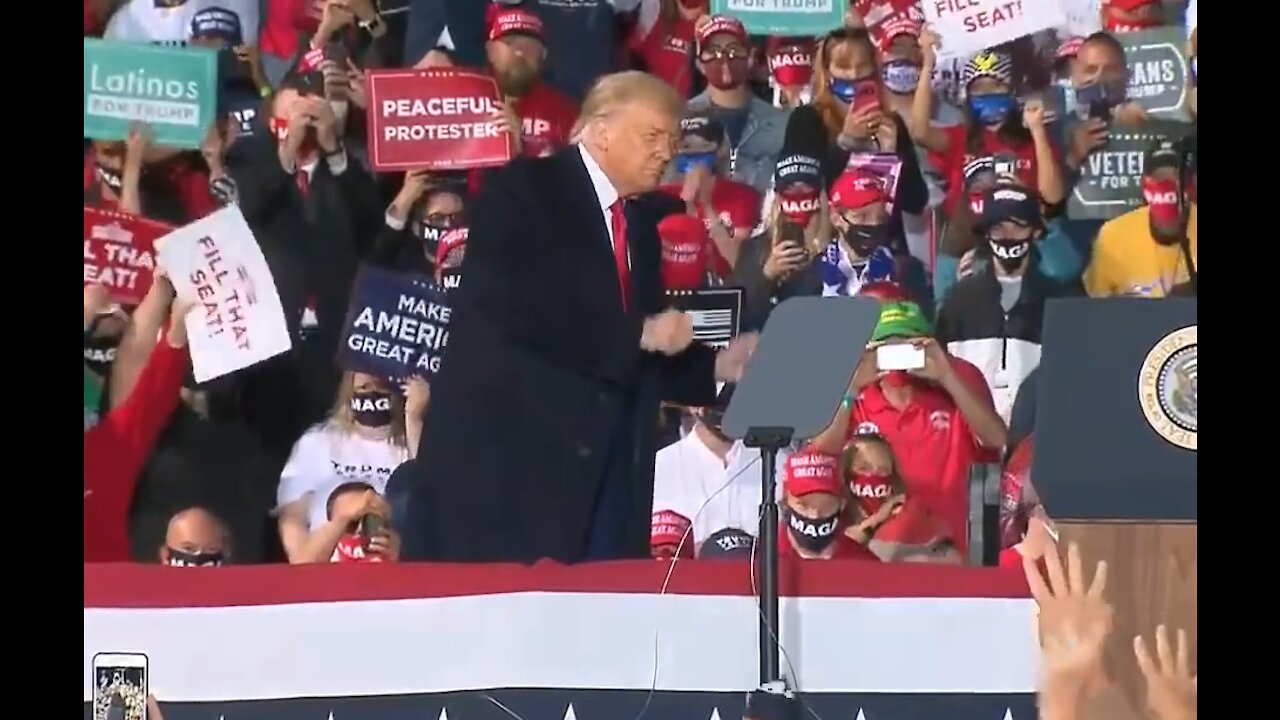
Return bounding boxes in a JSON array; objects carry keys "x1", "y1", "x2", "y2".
[
  {"x1": 1022, "y1": 98, "x2": 1047, "y2": 133},
  {"x1": 1025, "y1": 543, "x2": 1112, "y2": 707},
  {"x1": 491, "y1": 100, "x2": 523, "y2": 154},
  {"x1": 1113, "y1": 101, "x2": 1149, "y2": 126},
  {"x1": 338, "y1": 490, "x2": 390, "y2": 524},
  {"x1": 302, "y1": 96, "x2": 341, "y2": 152},
  {"x1": 907, "y1": 338, "x2": 955, "y2": 384},
  {"x1": 346, "y1": 58, "x2": 368, "y2": 109},
  {"x1": 1135, "y1": 625, "x2": 1197, "y2": 720},
  {"x1": 641, "y1": 310, "x2": 694, "y2": 355},
  {"x1": 714, "y1": 332, "x2": 759, "y2": 382},
  {"x1": 368, "y1": 528, "x2": 402, "y2": 561},
  {"x1": 1067, "y1": 118, "x2": 1108, "y2": 169},
  {"x1": 124, "y1": 122, "x2": 151, "y2": 168}
]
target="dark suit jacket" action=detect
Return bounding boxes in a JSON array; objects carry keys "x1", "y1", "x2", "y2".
[{"x1": 403, "y1": 147, "x2": 718, "y2": 563}]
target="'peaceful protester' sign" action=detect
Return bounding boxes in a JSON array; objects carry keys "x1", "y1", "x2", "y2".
[
  {"x1": 1120, "y1": 27, "x2": 1191, "y2": 122},
  {"x1": 712, "y1": 0, "x2": 848, "y2": 37},
  {"x1": 83, "y1": 39, "x2": 219, "y2": 148},
  {"x1": 339, "y1": 265, "x2": 452, "y2": 378},
  {"x1": 83, "y1": 207, "x2": 172, "y2": 305},
  {"x1": 1067, "y1": 121, "x2": 1191, "y2": 220},
  {"x1": 365, "y1": 68, "x2": 513, "y2": 172}
]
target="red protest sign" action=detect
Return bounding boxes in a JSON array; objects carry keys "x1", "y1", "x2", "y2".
[
  {"x1": 365, "y1": 68, "x2": 514, "y2": 172},
  {"x1": 83, "y1": 206, "x2": 172, "y2": 305}
]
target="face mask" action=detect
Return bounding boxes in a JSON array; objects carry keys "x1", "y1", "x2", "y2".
[
  {"x1": 674, "y1": 151, "x2": 717, "y2": 176},
  {"x1": 842, "y1": 223, "x2": 887, "y2": 256},
  {"x1": 96, "y1": 165, "x2": 124, "y2": 192},
  {"x1": 988, "y1": 239, "x2": 1031, "y2": 273},
  {"x1": 165, "y1": 547, "x2": 225, "y2": 567},
  {"x1": 850, "y1": 472, "x2": 895, "y2": 516},
  {"x1": 968, "y1": 191, "x2": 985, "y2": 216},
  {"x1": 778, "y1": 188, "x2": 821, "y2": 226},
  {"x1": 350, "y1": 391, "x2": 393, "y2": 427},
  {"x1": 1074, "y1": 79, "x2": 1126, "y2": 112},
  {"x1": 84, "y1": 336, "x2": 120, "y2": 377},
  {"x1": 968, "y1": 93, "x2": 1016, "y2": 126},
  {"x1": 786, "y1": 505, "x2": 841, "y2": 553},
  {"x1": 769, "y1": 48, "x2": 814, "y2": 87},
  {"x1": 703, "y1": 57, "x2": 750, "y2": 90},
  {"x1": 1143, "y1": 177, "x2": 1182, "y2": 226},
  {"x1": 881, "y1": 60, "x2": 921, "y2": 95},
  {"x1": 828, "y1": 77, "x2": 873, "y2": 104}
]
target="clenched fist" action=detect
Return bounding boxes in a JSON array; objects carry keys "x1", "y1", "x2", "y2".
[{"x1": 641, "y1": 310, "x2": 694, "y2": 356}]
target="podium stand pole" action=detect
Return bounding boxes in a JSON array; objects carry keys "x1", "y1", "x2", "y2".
[{"x1": 744, "y1": 426, "x2": 793, "y2": 686}]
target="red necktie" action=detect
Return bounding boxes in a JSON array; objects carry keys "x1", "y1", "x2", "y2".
[
  {"x1": 295, "y1": 170, "x2": 310, "y2": 198},
  {"x1": 610, "y1": 199, "x2": 630, "y2": 311}
]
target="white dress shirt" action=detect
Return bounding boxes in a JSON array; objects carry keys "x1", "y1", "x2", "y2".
[
  {"x1": 577, "y1": 144, "x2": 624, "y2": 258},
  {"x1": 651, "y1": 429, "x2": 787, "y2": 548}
]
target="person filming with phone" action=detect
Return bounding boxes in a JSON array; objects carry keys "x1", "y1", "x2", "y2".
[
  {"x1": 310, "y1": 481, "x2": 402, "y2": 564},
  {"x1": 812, "y1": 300, "x2": 1007, "y2": 555}
]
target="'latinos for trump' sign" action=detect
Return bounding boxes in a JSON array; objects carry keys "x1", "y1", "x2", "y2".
[
  {"x1": 339, "y1": 265, "x2": 452, "y2": 378},
  {"x1": 1067, "y1": 121, "x2": 1191, "y2": 220},
  {"x1": 713, "y1": 0, "x2": 847, "y2": 36},
  {"x1": 365, "y1": 69, "x2": 513, "y2": 172},
  {"x1": 83, "y1": 207, "x2": 172, "y2": 305},
  {"x1": 922, "y1": 0, "x2": 1065, "y2": 60},
  {"x1": 1120, "y1": 27, "x2": 1192, "y2": 122},
  {"x1": 83, "y1": 39, "x2": 219, "y2": 148},
  {"x1": 155, "y1": 206, "x2": 293, "y2": 382}
]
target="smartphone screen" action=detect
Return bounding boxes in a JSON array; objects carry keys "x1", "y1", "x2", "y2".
[
  {"x1": 358, "y1": 514, "x2": 386, "y2": 537},
  {"x1": 93, "y1": 653, "x2": 148, "y2": 720},
  {"x1": 876, "y1": 343, "x2": 925, "y2": 371},
  {"x1": 993, "y1": 152, "x2": 1018, "y2": 178}
]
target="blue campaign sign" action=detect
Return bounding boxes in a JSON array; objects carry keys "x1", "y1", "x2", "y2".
[
  {"x1": 711, "y1": 0, "x2": 848, "y2": 36},
  {"x1": 83, "y1": 39, "x2": 219, "y2": 148},
  {"x1": 338, "y1": 265, "x2": 452, "y2": 379}
]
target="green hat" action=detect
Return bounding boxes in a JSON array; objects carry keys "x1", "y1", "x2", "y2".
[
  {"x1": 871, "y1": 301, "x2": 933, "y2": 343},
  {"x1": 85, "y1": 366, "x2": 102, "y2": 431}
]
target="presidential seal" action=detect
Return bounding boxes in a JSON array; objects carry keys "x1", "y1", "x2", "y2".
[{"x1": 1138, "y1": 326, "x2": 1197, "y2": 451}]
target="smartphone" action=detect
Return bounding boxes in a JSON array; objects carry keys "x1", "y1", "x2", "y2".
[
  {"x1": 851, "y1": 79, "x2": 881, "y2": 114},
  {"x1": 876, "y1": 343, "x2": 925, "y2": 371},
  {"x1": 993, "y1": 152, "x2": 1018, "y2": 179},
  {"x1": 1087, "y1": 98, "x2": 1112, "y2": 123},
  {"x1": 357, "y1": 513, "x2": 386, "y2": 537},
  {"x1": 92, "y1": 653, "x2": 148, "y2": 720}
]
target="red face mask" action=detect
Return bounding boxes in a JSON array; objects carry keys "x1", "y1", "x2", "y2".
[
  {"x1": 778, "y1": 187, "x2": 821, "y2": 226},
  {"x1": 768, "y1": 47, "x2": 814, "y2": 88},
  {"x1": 1104, "y1": 8, "x2": 1161, "y2": 33},
  {"x1": 703, "y1": 56, "x2": 750, "y2": 90},
  {"x1": 1142, "y1": 177, "x2": 1181, "y2": 225},
  {"x1": 850, "y1": 472, "x2": 895, "y2": 516},
  {"x1": 880, "y1": 370, "x2": 913, "y2": 387}
]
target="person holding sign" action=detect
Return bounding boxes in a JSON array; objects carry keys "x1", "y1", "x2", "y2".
[
  {"x1": 402, "y1": 71, "x2": 756, "y2": 564},
  {"x1": 908, "y1": 38, "x2": 1066, "y2": 215},
  {"x1": 1083, "y1": 139, "x2": 1197, "y2": 298},
  {"x1": 484, "y1": 8, "x2": 579, "y2": 158}
]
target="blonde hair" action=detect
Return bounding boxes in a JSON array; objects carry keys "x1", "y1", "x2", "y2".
[
  {"x1": 327, "y1": 371, "x2": 407, "y2": 447},
  {"x1": 764, "y1": 189, "x2": 834, "y2": 256},
  {"x1": 573, "y1": 70, "x2": 684, "y2": 142}
]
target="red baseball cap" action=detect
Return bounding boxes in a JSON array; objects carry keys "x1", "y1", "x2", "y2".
[
  {"x1": 697, "y1": 15, "x2": 748, "y2": 48},
  {"x1": 488, "y1": 8, "x2": 544, "y2": 42},
  {"x1": 785, "y1": 450, "x2": 842, "y2": 498},
  {"x1": 658, "y1": 214, "x2": 711, "y2": 291},
  {"x1": 1056, "y1": 36, "x2": 1084, "y2": 60},
  {"x1": 858, "y1": 281, "x2": 910, "y2": 303},
  {"x1": 829, "y1": 169, "x2": 888, "y2": 211},
  {"x1": 651, "y1": 510, "x2": 693, "y2": 551},
  {"x1": 873, "y1": 14, "x2": 920, "y2": 54},
  {"x1": 1105, "y1": 0, "x2": 1160, "y2": 10}
]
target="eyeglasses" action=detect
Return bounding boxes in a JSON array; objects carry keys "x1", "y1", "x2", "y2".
[{"x1": 700, "y1": 45, "x2": 750, "y2": 62}]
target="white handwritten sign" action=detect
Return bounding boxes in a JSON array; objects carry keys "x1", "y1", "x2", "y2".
[
  {"x1": 924, "y1": 0, "x2": 1066, "y2": 60},
  {"x1": 154, "y1": 205, "x2": 292, "y2": 383}
]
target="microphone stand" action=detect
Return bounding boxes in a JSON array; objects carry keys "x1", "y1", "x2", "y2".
[{"x1": 743, "y1": 426, "x2": 797, "y2": 720}]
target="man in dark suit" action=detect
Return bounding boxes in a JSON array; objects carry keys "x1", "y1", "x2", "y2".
[{"x1": 403, "y1": 71, "x2": 755, "y2": 563}]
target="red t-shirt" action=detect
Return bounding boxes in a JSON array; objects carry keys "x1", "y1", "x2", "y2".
[
  {"x1": 632, "y1": 16, "x2": 697, "y2": 99},
  {"x1": 512, "y1": 82, "x2": 580, "y2": 159},
  {"x1": 846, "y1": 357, "x2": 999, "y2": 554},
  {"x1": 934, "y1": 125, "x2": 1061, "y2": 214},
  {"x1": 778, "y1": 527, "x2": 882, "y2": 561}
]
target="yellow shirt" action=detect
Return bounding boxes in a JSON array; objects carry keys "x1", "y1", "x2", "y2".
[{"x1": 1084, "y1": 205, "x2": 1198, "y2": 298}]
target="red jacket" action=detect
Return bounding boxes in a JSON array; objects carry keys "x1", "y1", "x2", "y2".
[{"x1": 83, "y1": 340, "x2": 188, "y2": 562}]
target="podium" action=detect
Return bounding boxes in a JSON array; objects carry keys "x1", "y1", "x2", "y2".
[{"x1": 1033, "y1": 298, "x2": 1196, "y2": 709}]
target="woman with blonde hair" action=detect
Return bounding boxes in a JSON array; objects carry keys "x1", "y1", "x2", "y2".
[{"x1": 275, "y1": 371, "x2": 429, "y2": 563}]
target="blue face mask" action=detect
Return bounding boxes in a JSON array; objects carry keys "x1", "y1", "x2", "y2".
[
  {"x1": 674, "y1": 151, "x2": 717, "y2": 175},
  {"x1": 881, "y1": 60, "x2": 921, "y2": 95},
  {"x1": 969, "y1": 93, "x2": 1016, "y2": 126},
  {"x1": 829, "y1": 78, "x2": 857, "y2": 103}
]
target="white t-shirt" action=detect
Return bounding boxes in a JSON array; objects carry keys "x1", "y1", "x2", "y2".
[
  {"x1": 105, "y1": 0, "x2": 260, "y2": 45},
  {"x1": 277, "y1": 424, "x2": 409, "y2": 530},
  {"x1": 651, "y1": 430, "x2": 787, "y2": 550}
]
